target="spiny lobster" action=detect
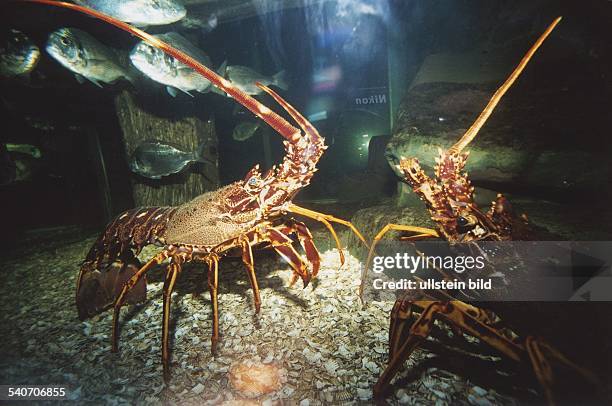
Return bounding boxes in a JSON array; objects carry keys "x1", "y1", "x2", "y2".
[
  {"x1": 18, "y1": 1, "x2": 367, "y2": 379},
  {"x1": 359, "y1": 18, "x2": 599, "y2": 405}
]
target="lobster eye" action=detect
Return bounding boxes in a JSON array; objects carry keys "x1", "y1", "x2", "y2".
[{"x1": 457, "y1": 216, "x2": 469, "y2": 227}]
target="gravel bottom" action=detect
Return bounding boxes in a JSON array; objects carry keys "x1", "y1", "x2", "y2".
[{"x1": 0, "y1": 235, "x2": 525, "y2": 405}]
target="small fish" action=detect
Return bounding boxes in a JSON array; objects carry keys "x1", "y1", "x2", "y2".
[
  {"x1": 73, "y1": 0, "x2": 186, "y2": 26},
  {"x1": 129, "y1": 140, "x2": 212, "y2": 179},
  {"x1": 46, "y1": 28, "x2": 134, "y2": 87},
  {"x1": 220, "y1": 65, "x2": 288, "y2": 96},
  {"x1": 6, "y1": 143, "x2": 42, "y2": 159},
  {"x1": 0, "y1": 29, "x2": 40, "y2": 77},
  {"x1": 130, "y1": 32, "x2": 225, "y2": 97},
  {"x1": 232, "y1": 121, "x2": 261, "y2": 142}
]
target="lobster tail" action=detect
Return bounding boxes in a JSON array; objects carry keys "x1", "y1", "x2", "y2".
[{"x1": 76, "y1": 207, "x2": 175, "y2": 320}]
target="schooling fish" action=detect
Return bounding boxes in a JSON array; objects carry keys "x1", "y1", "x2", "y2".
[
  {"x1": 0, "y1": 29, "x2": 40, "y2": 77},
  {"x1": 72, "y1": 0, "x2": 186, "y2": 27},
  {"x1": 220, "y1": 65, "x2": 288, "y2": 96},
  {"x1": 232, "y1": 121, "x2": 261, "y2": 142},
  {"x1": 130, "y1": 32, "x2": 225, "y2": 97},
  {"x1": 46, "y1": 27, "x2": 134, "y2": 87},
  {"x1": 129, "y1": 140, "x2": 213, "y2": 179}
]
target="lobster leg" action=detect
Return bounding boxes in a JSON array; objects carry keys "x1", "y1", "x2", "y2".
[
  {"x1": 374, "y1": 301, "x2": 441, "y2": 397},
  {"x1": 161, "y1": 259, "x2": 181, "y2": 382},
  {"x1": 387, "y1": 294, "x2": 415, "y2": 360},
  {"x1": 375, "y1": 299, "x2": 529, "y2": 397},
  {"x1": 279, "y1": 220, "x2": 322, "y2": 278},
  {"x1": 112, "y1": 250, "x2": 170, "y2": 352},
  {"x1": 525, "y1": 337, "x2": 599, "y2": 406},
  {"x1": 267, "y1": 228, "x2": 311, "y2": 287},
  {"x1": 288, "y1": 203, "x2": 370, "y2": 252},
  {"x1": 206, "y1": 254, "x2": 220, "y2": 353},
  {"x1": 360, "y1": 224, "x2": 439, "y2": 298},
  {"x1": 240, "y1": 237, "x2": 261, "y2": 314}
]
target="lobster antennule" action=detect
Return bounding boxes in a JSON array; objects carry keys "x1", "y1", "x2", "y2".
[
  {"x1": 449, "y1": 16, "x2": 562, "y2": 154},
  {"x1": 16, "y1": 0, "x2": 300, "y2": 142}
]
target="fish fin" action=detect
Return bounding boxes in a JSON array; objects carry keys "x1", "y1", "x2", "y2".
[
  {"x1": 75, "y1": 74, "x2": 86, "y2": 84},
  {"x1": 193, "y1": 141, "x2": 214, "y2": 165},
  {"x1": 166, "y1": 86, "x2": 178, "y2": 97},
  {"x1": 216, "y1": 60, "x2": 228, "y2": 77},
  {"x1": 122, "y1": 65, "x2": 138, "y2": 85},
  {"x1": 86, "y1": 76, "x2": 104, "y2": 88},
  {"x1": 211, "y1": 86, "x2": 227, "y2": 97},
  {"x1": 167, "y1": 86, "x2": 194, "y2": 98},
  {"x1": 273, "y1": 70, "x2": 288, "y2": 90}
]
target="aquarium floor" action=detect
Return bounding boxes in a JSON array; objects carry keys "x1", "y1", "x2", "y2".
[{"x1": 0, "y1": 230, "x2": 542, "y2": 405}]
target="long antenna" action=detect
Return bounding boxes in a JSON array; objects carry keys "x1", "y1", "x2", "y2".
[{"x1": 449, "y1": 17, "x2": 562, "y2": 154}]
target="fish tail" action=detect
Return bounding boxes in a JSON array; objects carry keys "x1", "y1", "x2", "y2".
[
  {"x1": 123, "y1": 69, "x2": 137, "y2": 85},
  {"x1": 193, "y1": 138, "x2": 214, "y2": 165},
  {"x1": 273, "y1": 70, "x2": 288, "y2": 91}
]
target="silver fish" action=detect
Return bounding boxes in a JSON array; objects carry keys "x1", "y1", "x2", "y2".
[
  {"x1": 130, "y1": 32, "x2": 225, "y2": 97},
  {"x1": 129, "y1": 140, "x2": 212, "y2": 179},
  {"x1": 46, "y1": 27, "x2": 134, "y2": 87},
  {"x1": 222, "y1": 65, "x2": 288, "y2": 96},
  {"x1": 0, "y1": 29, "x2": 40, "y2": 77},
  {"x1": 73, "y1": 0, "x2": 186, "y2": 26},
  {"x1": 232, "y1": 121, "x2": 260, "y2": 142}
]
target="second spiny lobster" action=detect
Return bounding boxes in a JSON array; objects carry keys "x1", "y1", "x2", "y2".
[
  {"x1": 360, "y1": 17, "x2": 599, "y2": 405},
  {"x1": 18, "y1": 1, "x2": 368, "y2": 379}
]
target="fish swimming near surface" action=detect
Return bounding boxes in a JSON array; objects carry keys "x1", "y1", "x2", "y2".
[
  {"x1": 0, "y1": 29, "x2": 40, "y2": 77},
  {"x1": 220, "y1": 65, "x2": 288, "y2": 96},
  {"x1": 72, "y1": 0, "x2": 186, "y2": 27},
  {"x1": 232, "y1": 121, "x2": 261, "y2": 142},
  {"x1": 46, "y1": 27, "x2": 134, "y2": 87},
  {"x1": 130, "y1": 32, "x2": 226, "y2": 97},
  {"x1": 129, "y1": 140, "x2": 213, "y2": 179}
]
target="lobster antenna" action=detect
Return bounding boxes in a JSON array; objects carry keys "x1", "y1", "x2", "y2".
[
  {"x1": 449, "y1": 17, "x2": 562, "y2": 154},
  {"x1": 16, "y1": 0, "x2": 302, "y2": 142}
]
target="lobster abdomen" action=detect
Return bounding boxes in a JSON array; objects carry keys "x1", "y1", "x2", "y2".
[
  {"x1": 85, "y1": 206, "x2": 176, "y2": 265},
  {"x1": 76, "y1": 206, "x2": 176, "y2": 320}
]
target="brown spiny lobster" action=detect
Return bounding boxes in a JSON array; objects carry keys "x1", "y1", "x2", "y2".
[
  {"x1": 359, "y1": 18, "x2": 599, "y2": 404},
  {"x1": 19, "y1": 1, "x2": 367, "y2": 379}
]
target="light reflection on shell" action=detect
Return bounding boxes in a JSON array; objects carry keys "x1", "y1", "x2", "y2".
[{"x1": 229, "y1": 361, "x2": 286, "y2": 398}]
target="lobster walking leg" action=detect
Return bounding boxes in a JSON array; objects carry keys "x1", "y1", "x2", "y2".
[
  {"x1": 288, "y1": 204, "x2": 369, "y2": 249},
  {"x1": 112, "y1": 250, "x2": 170, "y2": 352},
  {"x1": 206, "y1": 254, "x2": 220, "y2": 353},
  {"x1": 279, "y1": 220, "x2": 322, "y2": 278},
  {"x1": 240, "y1": 237, "x2": 261, "y2": 314},
  {"x1": 162, "y1": 260, "x2": 181, "y2": 381},
  {"x1": 267, "y1": 228, "x2": 311, "y2": 287},
  {"x1": 525, "y1": 337, "x2": 599, "y2": 406},
  {"x1": 360, "y1": 224, "x2": 439, "y2": 298},
  {"x1": 374, "y1": 301, "x2": 441, "y2": 397}
]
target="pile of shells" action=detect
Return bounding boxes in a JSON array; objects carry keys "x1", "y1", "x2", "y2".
[{"x1": 0, "y1": 231, "x2": 523, "y2": 405}]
